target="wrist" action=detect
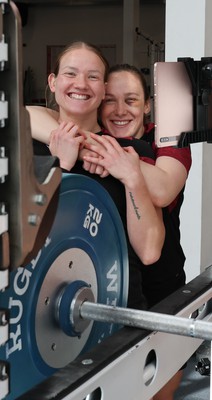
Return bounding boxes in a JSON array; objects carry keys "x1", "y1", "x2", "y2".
[
  {"x1": 60, "y1": 160, "x2": 74, "y2": 171},
  {"x1": 123, "y1": 170, "x2": 145, "y2": 190}
]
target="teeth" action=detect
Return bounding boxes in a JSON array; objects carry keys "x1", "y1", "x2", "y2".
[
  {"x1": 69, "y1": 93, "x2": 89, "y2": 100},
  {"x1": 113, "y1": 120, "x2": 129, "y2": 126}
]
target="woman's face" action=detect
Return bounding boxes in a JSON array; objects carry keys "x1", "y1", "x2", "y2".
[
  {"x1": 48, "y1": 48, "x2": 106, "y2": 119},
  {"x1": 101, "y1": 71, "x2": 150, "y2": 139}
]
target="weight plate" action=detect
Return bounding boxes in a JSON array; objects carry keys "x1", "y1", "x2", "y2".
[{"x1": 0, "y1": 174, "x2": 128, "y2": 399}]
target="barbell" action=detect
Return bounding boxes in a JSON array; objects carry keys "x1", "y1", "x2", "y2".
[{"x1": 0, "y1": 174, "x2": 212, "y2": 400}]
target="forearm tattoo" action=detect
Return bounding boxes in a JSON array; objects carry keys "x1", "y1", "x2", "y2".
[{"x1": 129, "y1": 192, "x2": 141, "y2": 220}]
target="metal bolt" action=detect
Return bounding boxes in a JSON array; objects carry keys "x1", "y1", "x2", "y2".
[
  {"x1": 195, "y1": 358, "x2": 211, "y2": 376},
  {"x1": 0, "y1": 149, "x2": 7, "y2": 183},
  {"x1": 0, "y1": 147, "x2": 5, "y2": 157},
  {"x1": 0, "y1": 203, "x2": 6, "y2": 215},
  {"x1": 81, "y1": 359, "x2": 93, "y2": 365},
  {"x1": 34, "y1": 193, "x2": 47, "y2": 206},
  {"x1": 28, "y1": 214, "x2": 41, "y2": 226},
  {"x1": 0, "y1": 364, "x2": 7, "y2": 379},
  {"x1": 45, "y1": 297, "x2": 50, "y2": 306},
  {"x1": 0, "y1": 312, "x2": 7, "y2": 326}
]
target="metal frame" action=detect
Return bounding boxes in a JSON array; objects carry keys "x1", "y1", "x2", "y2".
[
  {"x1": 18, "y1": 267, "x2": 212, "y2": 400},
  {"x1": 1, "y1": 2, "x2": 212, "y2": 400},
  {"x1": 0, "y1": 2, "x2": 61, "y2": 398}
]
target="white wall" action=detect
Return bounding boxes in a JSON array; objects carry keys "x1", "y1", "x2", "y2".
[
  {"x1": 166, "y1": 0, "x2": 212, "y2": 282},
  {"x1": 21, "y1": 3, "x2": 165, "y2": 101}
]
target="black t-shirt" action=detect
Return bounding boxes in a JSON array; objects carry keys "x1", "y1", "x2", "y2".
[
  {"x1": 33, "y1": 136, "x2": 155, "y2": 310},
  {"x1": 33, "y1": 134, "x2": 185, "y2": 309}
]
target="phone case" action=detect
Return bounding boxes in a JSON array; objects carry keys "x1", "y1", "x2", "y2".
[{"x1": 154, "y1": 61, "x2": 193, "y2": 147}]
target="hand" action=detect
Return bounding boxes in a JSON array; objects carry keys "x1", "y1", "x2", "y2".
[
  {"x1": 83, "y1": 133, "x2": 142, "y2": 185},
  {"x1": 80, "y1": 148, "x2": 108, "y2": 177},
  {"x1": 78, "y1": 131, "x2": 109, "y2": 177},
  {"x1": 49, "y1": 121, "x2": 85, "y2": 170}
]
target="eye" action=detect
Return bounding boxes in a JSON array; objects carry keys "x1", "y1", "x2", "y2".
[
  {"x1": 126, "y1": 98, "x2": 137, "y2": 104},
  {"x1": 88, "y1": 74, "x2": 100, "y2": 80},
  {"x1": 64, "y1": 71, "x2": 76, "y2": 77},
  {"x1": 103, "y1": 97, "x2": 115, "y2": 104}
]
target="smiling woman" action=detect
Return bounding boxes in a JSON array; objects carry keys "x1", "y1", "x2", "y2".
[
  {"x1": 29, "y1": 40, "x2": 165, "y2": 313},
  {"x1": 46, "y1": 41, "x2": 108, "y2": 132},
  {"x1": 101, "y1": 67, "x2": 150, "y2": 139}
]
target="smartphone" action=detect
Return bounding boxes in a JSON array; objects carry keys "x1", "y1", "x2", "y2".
[{"x1": 154, "y1": 61, "x2": 194, "y2": 147}]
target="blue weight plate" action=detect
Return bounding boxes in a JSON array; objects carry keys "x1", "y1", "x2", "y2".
[{"x1": 0, "y1": 174, "x2": 128, "y2": 400}]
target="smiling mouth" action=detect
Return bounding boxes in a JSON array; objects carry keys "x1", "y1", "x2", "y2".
[
  {"x1": 68, "y1": 93, "x2": 90, "y2": 100},
  {"x1": 112, "y1": 120, "x2": 131, "y2": 126}
]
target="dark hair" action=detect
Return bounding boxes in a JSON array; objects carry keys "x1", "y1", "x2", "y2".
[
  {"x1": 108, "y1": 63, "x2": 150, "y2": 102},
  {"x1": 46, "y1": 41, "x2": 109, "y2": 110},
  {"x1": 98, "y1": 63, "x2": 150, "y2": 126}
]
